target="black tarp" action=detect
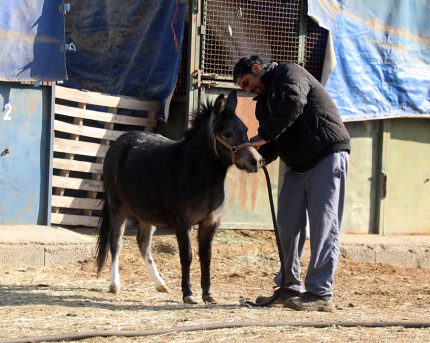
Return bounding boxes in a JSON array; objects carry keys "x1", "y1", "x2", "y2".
[{"x1": 63, "y1": 0, "x2": 187, "y2": 119}]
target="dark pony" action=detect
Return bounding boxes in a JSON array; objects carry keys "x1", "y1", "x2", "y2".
[{"x1": 96, "y1": 90, "x2": 263, "y2": 304}]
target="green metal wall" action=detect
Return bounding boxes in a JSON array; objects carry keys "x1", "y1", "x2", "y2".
[
  {"x1": 342, "y1": 119, "x2": 430, "y2": 234},
  {"x1": 379, "y1": 119, "x2": 430, "y2": 234},
  {"x1": 342, "y1": 121, "x2": 381, "y2": 234}
]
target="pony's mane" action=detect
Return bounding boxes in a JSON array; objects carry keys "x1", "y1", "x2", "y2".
[{"x1": 183, "y1": 100, "x2": 214, "y2": 140}]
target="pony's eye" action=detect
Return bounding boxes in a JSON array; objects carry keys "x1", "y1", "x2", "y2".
[{"x1": 222, "y1": 132, "x2": 233, "y2": 139}]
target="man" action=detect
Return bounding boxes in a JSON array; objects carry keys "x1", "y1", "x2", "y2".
[{"x1": 233, "y1": 55, "x2": 350, "y2": 312}]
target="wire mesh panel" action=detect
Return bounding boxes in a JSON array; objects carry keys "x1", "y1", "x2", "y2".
[
  {"x1": 304, "y1": 16, "x2": 328, "y2": 81},
  {"x1": 201, "y1": 0, "x2": 327, "y2": 81},
  {"x1": 202, "y1": 0, "x2": 301, "y2": 79}
]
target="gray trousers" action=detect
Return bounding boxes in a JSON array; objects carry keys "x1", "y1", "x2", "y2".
[{"x1": 274, "y1": 151, "x2": 349, "y2": 297}]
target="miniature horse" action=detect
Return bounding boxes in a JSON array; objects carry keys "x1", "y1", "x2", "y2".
[{"x1": 96, "y1": 90, "x2": 263, "y2": 304}]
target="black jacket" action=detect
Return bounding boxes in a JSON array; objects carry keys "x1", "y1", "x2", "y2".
[{"x1": 256, "y1": 63, "x2": 350, "y2": 172}]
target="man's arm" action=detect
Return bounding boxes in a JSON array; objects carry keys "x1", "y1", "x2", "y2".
[
  {"x1": 250, "y1": 135, "x2": 266, "y2": 149},
  {"x1": 260, "y1": 75, "x2": 310, "y2": 140},
  {"x1": 258, "y1": 141, "x2": 279, "y2": 165}
]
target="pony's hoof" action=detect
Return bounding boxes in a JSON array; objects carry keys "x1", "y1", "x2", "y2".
[
  {"x1": 156, "y1": 285, "x2": 169, "y2": 293},
  {"x1": 109, "y1": 285, "x2": 120, "y2": 294},
  {"x1": 202, "y1": 295, "x2": 217, "y2": 304},
  {"x1": 183, "y1": 295, "x2": 198, "y2": 304}
]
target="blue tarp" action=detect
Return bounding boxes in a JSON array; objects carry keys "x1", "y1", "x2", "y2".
[
  {"x1": 309, "y1": 0, "x2": 430, "y2": 120},
  {"x1": 63, "y1": 0, "x2": 187, "y2": 120},
  {"x1": 1, "y1": 0, "x2": 186, "y2": 120},
  {"x1": 0, "y1": 0, "x2": 66, "y2": 81}
]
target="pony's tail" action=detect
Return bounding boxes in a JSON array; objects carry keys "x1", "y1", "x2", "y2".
[{"x1": 96, "y1": 198, "x2": 111, "y2": 275}]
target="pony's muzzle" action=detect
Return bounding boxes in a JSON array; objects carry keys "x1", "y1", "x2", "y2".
[
  {"x1": 251, "y1": 155, "x2": 264, "y2": 171},
  {"x1": 238, "y1": 147, "x2": 263, "y2": 173}
]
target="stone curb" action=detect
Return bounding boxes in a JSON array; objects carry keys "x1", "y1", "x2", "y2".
[
  {"x1": 341, "y1": 238, "x2": 430, "y2": 269},
  {"x1": 0, "y1": 225, "x2": 95, "y2": 267}
]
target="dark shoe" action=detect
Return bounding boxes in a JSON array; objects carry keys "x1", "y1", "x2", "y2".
[
  {"x1": 284, "y1": 291, "x2": 335, "y2": 312},
  {"x1": 255, "y1": 288, "x2": 301, "y2": 306}
]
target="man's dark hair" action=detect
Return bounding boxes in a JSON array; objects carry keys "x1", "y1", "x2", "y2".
[{"x1": 233, "y1": 55, "x2": 265, "y2": 83}]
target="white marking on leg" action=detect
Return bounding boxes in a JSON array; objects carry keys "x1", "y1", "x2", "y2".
[
  {"x1": 107, "y1": 209, "x2": 126, "y2": 294},
  {"x1": 110, "y1": 253, "x2": 121, "y2": 293},
  {"x1": 144, "y1": 253, "x2": 168, "y2": 292},
  {"x1": 138, "y1": 224, "x2": 168, "y2": 292}
]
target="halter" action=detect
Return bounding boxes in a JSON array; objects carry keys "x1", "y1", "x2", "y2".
[{"x1": 213, "y1": 134, "x2": 252, "y2": 165}]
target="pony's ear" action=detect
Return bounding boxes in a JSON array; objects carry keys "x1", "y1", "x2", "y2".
[
  {"x1": 214, "y1": 94, "x2": 226, "y2": 115},
  {"x1": 225, "y1": 90, "x2": 238, "y2": 113}
]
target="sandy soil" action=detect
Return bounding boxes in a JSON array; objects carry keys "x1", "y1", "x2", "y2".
[{"x1": 1, "y1": 229, "x2": 430, "y2": 342}]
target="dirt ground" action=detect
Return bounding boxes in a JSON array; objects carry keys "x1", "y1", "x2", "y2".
[{"x1": 1, "y1": 229, "x2": 430, "y2": 342}]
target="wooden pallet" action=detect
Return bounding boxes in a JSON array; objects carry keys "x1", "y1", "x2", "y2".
[{"x1": 51, "y1": 86, "x2": 160, "y2": 228}]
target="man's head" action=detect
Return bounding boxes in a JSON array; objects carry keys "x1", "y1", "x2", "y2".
[{"x1": 233, "y1": 55, "x2": 267, "y2": 96}]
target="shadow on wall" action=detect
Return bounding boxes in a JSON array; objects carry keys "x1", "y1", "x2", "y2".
[{"x1": 18, "y1": 0, "x2": 65, "y2": 81}]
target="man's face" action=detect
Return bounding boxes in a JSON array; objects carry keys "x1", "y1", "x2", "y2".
[{"x1": 236, "y1": 72, "x2": 266, "y2": 96}]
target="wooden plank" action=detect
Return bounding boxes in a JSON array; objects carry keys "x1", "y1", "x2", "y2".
[
  {"x1": 51, "y1": 195, "x2": 102, "y2": 210},
  {"x1": 53, "y1": 110, "x2": 85, "y2": 213},
  {"x1": 20, "y1": 81, "x2": 52, "y2": 86},
  {"x1": 51, "y1": 213, "x2": 99, "y2": 227},
  {"x1": 144, "y1": 108, "x2": 158, "y2": 133},
  {"x1": 55, "y1": 104, "x2": 157, "y2": 128},
  {"x1": 53, "y1": 137, "x2": 109, "y2": 157},
  {"x1": 52, "y1": 175, "x2": 104, "y2": 192},
  {"x1": 85, "y1": 111, "x2": 115, "y2": 217},
  {"x1": 55, "y1": 85, "x2": 161, "y2": 112},
  {"x1": 53, "y1": 158, "x2": 103, "y2": 174},
  {"x1": 54, "y1": 120, "x2": 126, "y2": 141}
]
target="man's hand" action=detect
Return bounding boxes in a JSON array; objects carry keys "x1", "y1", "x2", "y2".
[{"x1": 250, "y1": 134, "x2": 267, "y2": 150}]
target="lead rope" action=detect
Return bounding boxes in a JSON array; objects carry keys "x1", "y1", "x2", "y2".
[{"x1": 241, "y1": 165, "x2": 286, "y2": 307}]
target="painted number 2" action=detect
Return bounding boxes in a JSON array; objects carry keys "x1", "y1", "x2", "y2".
[{"x1": 3, "y1": 103, "x2": 12, "y2": 120}]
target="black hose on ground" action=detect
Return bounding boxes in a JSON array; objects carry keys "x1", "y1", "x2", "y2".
[{"x1": 3, "y1": 320, "x2": 430, "y2": 343}]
